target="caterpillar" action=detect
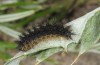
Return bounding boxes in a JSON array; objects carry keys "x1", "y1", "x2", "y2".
[{"x1": 17, "y1": 24, "x2": 73, "y2": 51}]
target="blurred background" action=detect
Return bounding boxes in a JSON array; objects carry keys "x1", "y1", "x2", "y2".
[{"x1": 0, "y1": 0, "x2": 100, "y2": 65}]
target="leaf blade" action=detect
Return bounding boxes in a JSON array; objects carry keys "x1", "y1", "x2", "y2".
[
  {"x1": 79, "y1": 11, "x2": 100, "y2": 55},
  {"x1": 0, "y1": 25, "x2": 21, "y2": 39},
  {"x1": 0, "y1": 10, "x2": 35, "y2": 22}
]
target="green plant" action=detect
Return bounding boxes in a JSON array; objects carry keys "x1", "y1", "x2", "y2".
[
  {"x1": 0, "y1": 0, "x2": 44, "y2": 62},
  {"x1": 0, "y1": 0, "x2": 99, "y2": 65},
  {"x1": 4, "y1": 7, "x2": 100, "y2": 65}
]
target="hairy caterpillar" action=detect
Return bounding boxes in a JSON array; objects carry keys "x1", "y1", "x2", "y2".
[{"x1": 17, "y1": 24, "x2": 73, "y2": 51}]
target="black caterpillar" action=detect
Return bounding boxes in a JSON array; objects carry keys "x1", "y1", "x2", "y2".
[{"x1": 17, "y1": 24, "x2": 73, "y2": 51}]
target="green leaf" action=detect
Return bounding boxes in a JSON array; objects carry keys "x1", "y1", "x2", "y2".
[
  {"x1": 0, "y1": 2, "x2": 39, "y2": 8},
  {"x1": 0, "y1": 41, "x2": 17, "y2": 51},
  {"x1": 79, "y1": 11, "x2": 100, "y2": 55},
  {"x1": 0, "y1": 0, "x2": 18, "y2": 5},
  {"x1": 66, "y1": 7, "x2": 100, "y2": 65},
  {"x1": 67, "y1": 42, "x2": 78, "y2": 52},
  {"x1": 0, "y1": 25, "x2": 21, "y2": 39},
  {"x1": 4, "y1": 52, "x2": 26, "y2": 65},
  {"x1": 35, "y1": 47, "x2": 63, "y2": 65},
  {"x1": 0, "y1": 10, "x2": 35, "y2": 22},
  {"x1": 0, "y1": 52, "x2": 12, "y2": 61}
]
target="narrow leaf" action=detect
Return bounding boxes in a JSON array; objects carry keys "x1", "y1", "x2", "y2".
[
  {"x1": 4, "y1": 52, "x2": 26, "y2": 65},
  {"x1": 0, "y1": 10, "x2": 35, "y2": 22},
  {"x1": 0, "y1": 25, "x2": 21, "y2": 39},
  {"x1": 0, "y1": 0, "x2": 18, "y2": 5}
]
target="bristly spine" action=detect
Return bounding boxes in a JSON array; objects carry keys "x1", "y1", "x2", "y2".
[{"x1": 17, "y1": 24, "x2": 73, "y2": 51}]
